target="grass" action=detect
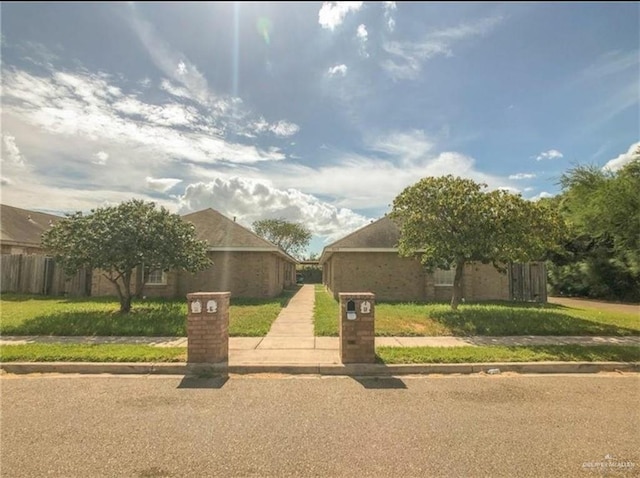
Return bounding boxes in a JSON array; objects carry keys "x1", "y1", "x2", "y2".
[
  {"x1": 0, "y1": 344, "x2": 186, "y2": 362},
  {"x1": 314, "y1": 286, "x2": 640, "y2": 337},
  {"x1": 2, "y1": 343, "x2": 637, "y2": 364},
  {"x1": 0, "y1": 288, "x2": 298, "y2": 337},
  {"x1": 377, "y1": 345, "x2": 640, "y2": 364},
  {"x1": 313, "y1": 285, "x2": 339, "y2": 336}
]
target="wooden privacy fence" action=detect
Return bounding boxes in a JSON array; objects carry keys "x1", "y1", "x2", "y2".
[
  {"x1": 1, "y1": 255, "x2": 90, "y2": 296},
  {"x1": 509, "y1": 262, "x2": 547, "y2": 303}
]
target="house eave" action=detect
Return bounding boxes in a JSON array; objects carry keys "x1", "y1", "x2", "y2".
[
  {"x1": 0, "y1": 239, "x2": 44, "y2": 248},
  {"x1": 207, "y1": 247, "x2": 298, "y2": 264},
  {"x1": 319, "y1": 247, "x2": 399, "y2": 264}
]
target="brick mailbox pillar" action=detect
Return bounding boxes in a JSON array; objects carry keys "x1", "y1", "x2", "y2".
[
  {"x1": 339, "y1": 292, "x2": 375, "y2": 363},
  {"x1": 186, "y1": 292, "x2": 230, "y2": 364}
]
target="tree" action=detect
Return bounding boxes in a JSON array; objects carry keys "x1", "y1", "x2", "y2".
[
  {"x1": 390, "y1": 175, "x2": 565, "y2": 310},
  {"x1": 252, "y1": 218, "x2": 312, "y2": 259},
  {"x1": 547, "y1": 158, "x2": 640, "y2": 300},
  {"x1": 42, "y1": 200, "x2": 211, "y2": 313}
]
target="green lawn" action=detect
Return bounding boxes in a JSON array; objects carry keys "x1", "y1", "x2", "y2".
[
  {"x1": 0, "y1": 344, "x2": 186, "y2": 362},
  {"x1": 0, "y1": 289, "x2": 297, "y2": 337},
  {"x1": 313, "y1": 285, "x2": 339, "y2": 336},
  {"x1": 314, "y1": 285, "x2": 640, "y2": 337},
  {"x1": 2, "y1": 343, "x2": 637, "y2": 364},
  {"x1": 377, "y1": 345, "x2": 640, "y2": 364}
]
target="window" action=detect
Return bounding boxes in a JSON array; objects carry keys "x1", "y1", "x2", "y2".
[
  {"x1": 146, "y1": 269, "x2": 167, "y2": 285},
  {"x1": 433, "y1": 268, "x2": 455, "y2": 286}
]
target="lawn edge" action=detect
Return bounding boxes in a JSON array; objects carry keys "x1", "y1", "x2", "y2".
[{"x1": 2, "y1": 361, "x2": 638, "y2": 376}]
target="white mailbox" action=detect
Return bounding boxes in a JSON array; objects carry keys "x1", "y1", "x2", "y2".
[
  {"x1": 190, "y1": 299, "x2": 202, "y2": 314},
  {"x1": 206, "y1": 299, "x2": 218, "y2": 313}
]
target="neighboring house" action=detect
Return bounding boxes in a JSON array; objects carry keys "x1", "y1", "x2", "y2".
[
  {"x1": 92, "y1": 208, "x2": 298, "y2": 299},
  {"x1": 0, "y1": 204, "x2": 90, "y2": 296},
  {"x1": 319, "y1": 216, "x2": 547, "y2": 302},
  {"x1": 0, "y1": 204, "x2": 61, "y2": 255}
]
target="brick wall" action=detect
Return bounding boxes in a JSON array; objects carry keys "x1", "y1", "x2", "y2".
[
  {"x1": 324, "y1": 252, "x2": 511, "y2": 302},
  {"x1": 91, "y1": 268, "x2": 178, "y2": 298},
  {"x1": 339, "y1": 293, "x2": 376, "y2": 363},
  {"x1": 91, "y1": 251, "x2": 293, "y2": 300},
  {"x1": 178, "y1": 251, "x2": 288, "y2": 298},
  {"x1": 463, "y1": 263, "x2": 510, "y2": 301},
  {"x1": 325, "y1": 252, "x2": 427, "y2": 301},
  {"x1": 187, "y1": 292, "x2": 230, "y2": 364}
]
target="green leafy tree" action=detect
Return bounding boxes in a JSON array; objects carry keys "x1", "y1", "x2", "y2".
[
  {"x1": 548, "y1": 157, "x2": 640, "y2": 300},
  {"x1": 252, "y1": 218, "x2": 311, "y2": 259},
  {"x1": 42, "y1": 200, "x2": 211, "y2": 313},
  {"x1": 391, "y1": 175, "x2": 565, "y2": 310}
]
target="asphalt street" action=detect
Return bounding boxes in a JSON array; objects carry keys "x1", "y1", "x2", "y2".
[{"x1": 1, "y1": 373, "x2": 638, "y2": 477}]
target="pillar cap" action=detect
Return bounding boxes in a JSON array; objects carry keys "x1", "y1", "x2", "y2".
[
  {"x1": 338, "y1": 292, "x2": 375, "y2": 299},
  {"x1": 187, "y1": 292, "x2": 231, "y2": 299}
]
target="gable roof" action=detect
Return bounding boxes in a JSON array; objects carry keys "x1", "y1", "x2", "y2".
[
  {"x1": 182, "y1": 208, "x2": 297, "y2": 263},
  {"x1": 0, "y1": 204, "x2": 62, "y2": 247},
  {"x1": 319, "y1": 216, "x2": 399, "y2": 264}
]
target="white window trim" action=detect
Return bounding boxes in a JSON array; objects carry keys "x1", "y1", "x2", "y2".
[
  {"x1": 145, "y1": 269, "x2": 167, "y2": 286},
  {"x1": 433, "y1": 268, "x2": 455, "y2": 287}
]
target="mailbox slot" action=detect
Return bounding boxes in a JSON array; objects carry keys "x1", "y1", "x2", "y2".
[{"x1": 346, "y1": 299, "x2": 357, "y2": 320}]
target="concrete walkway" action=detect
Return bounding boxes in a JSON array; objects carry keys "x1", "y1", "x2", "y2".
[
  {"x1": 2, "y1": 334, "x2": 638, "y2": 367},
  {"x1": 2, "y1": 335, "x2": 638, "y2": 348},
  {"x1": 258, "y1": 283, "x2": 315, "y2": 348}
]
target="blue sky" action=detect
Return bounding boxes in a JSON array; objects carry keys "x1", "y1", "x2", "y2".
[{"x1": 1, "y1": 2, "x2": 638, "y2": 255}]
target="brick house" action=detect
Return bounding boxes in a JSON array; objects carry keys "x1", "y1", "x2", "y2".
[
  {"x1": 92, "y1": 208, "x2": 298, "y2": 299},
  {"x1": 0, "y1": 204, "x2": 61, "y2": 255},
  {"x1": 319, "y1": 216, "x2": 546, "y2": 302},
  {"x1": 1, "y1": 204, "x2": 91, "y2": 295}
]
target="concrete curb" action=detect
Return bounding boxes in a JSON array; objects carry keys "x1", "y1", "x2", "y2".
[{"x1": 2, "y1": 361, "x2": 638, "y2": 376}]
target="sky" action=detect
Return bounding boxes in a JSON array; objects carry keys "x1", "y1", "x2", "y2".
[{"x1": 1, "y1": 2, "x2": 638, "y2": 256}]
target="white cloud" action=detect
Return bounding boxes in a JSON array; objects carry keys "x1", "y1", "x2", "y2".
[
  {"x1": 318, "y1": 2, "x2": 363, "y2": 30},
  {"x1": 602, "y1": 142, "x2": 640, "y2": 172},
  {"x1": 138, "y1": 78, "x2": 152, "y2": 88},
  {"x1": 357, "y1": 24, "x2": 368, "y2": 39},
  {"x1": 2, "y1": 177, "x2": 177, "y2": 214},
  {"x1": 248, "y1": 118, "x2": 300, "y2": 138},
  {"x1": 2, "y1": 68, "x2": 286, "y2": 165},
  {"x1": 509, "y1": 172, "x2": 536, "y2": 180},
  {"x1": 369, "y1": 129, "x2": 433, "y2": 163},
  {"x1": 577, "y1": 52, "x2": 639, "y2": 131},
  {"x1": 146, "y1": 176, "x2": 182, "y2": 193},
  {"x1": 128, "y1": 6, "x2": 219, "y2": 108},
  {"x1": 267, "y1": 150, "x2": 513, "y2": 211},
  {"x1": 581, "y1": 50, "x2": 639, "y2": 81},
  {"x1": 356, "y1": 24, "x2": 369, "y2": 57},
  {"x1": 383, "y1": 2, "x2": 397, "y2": 32},
  {"x1": 202, "y1": 130, "x2": 517, "y2": 212},
  {"x1": 0, "y1": 176, "x2": 12, "y2": 186},
  {"x1": 381, "y1": 16, "x2": 503, "y2": 80},
  {"x1": 159, "y1": 79, "x2": 194, "y2": 100},
  {"x1": 1, "y1": 133, "x2": 26, "y2": 167},
  {"x1": 535, "y1": 149, "x2": 563, "y2": 161},
  {"x1": 177, "y1": 176, "x2": 370, "y2": 243},
  {"x1": 530, "y1": 191, "x2": 554, "y2": 201},
  {"x1": 327, "y1": 64, "x2": 348, "y2": 77},
  {"x1": 93, "y1": 151, "x2": 109, "y2": 165},
  {"x1": 269, "y1": 120, "x2": 300, "y2": 137}
]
